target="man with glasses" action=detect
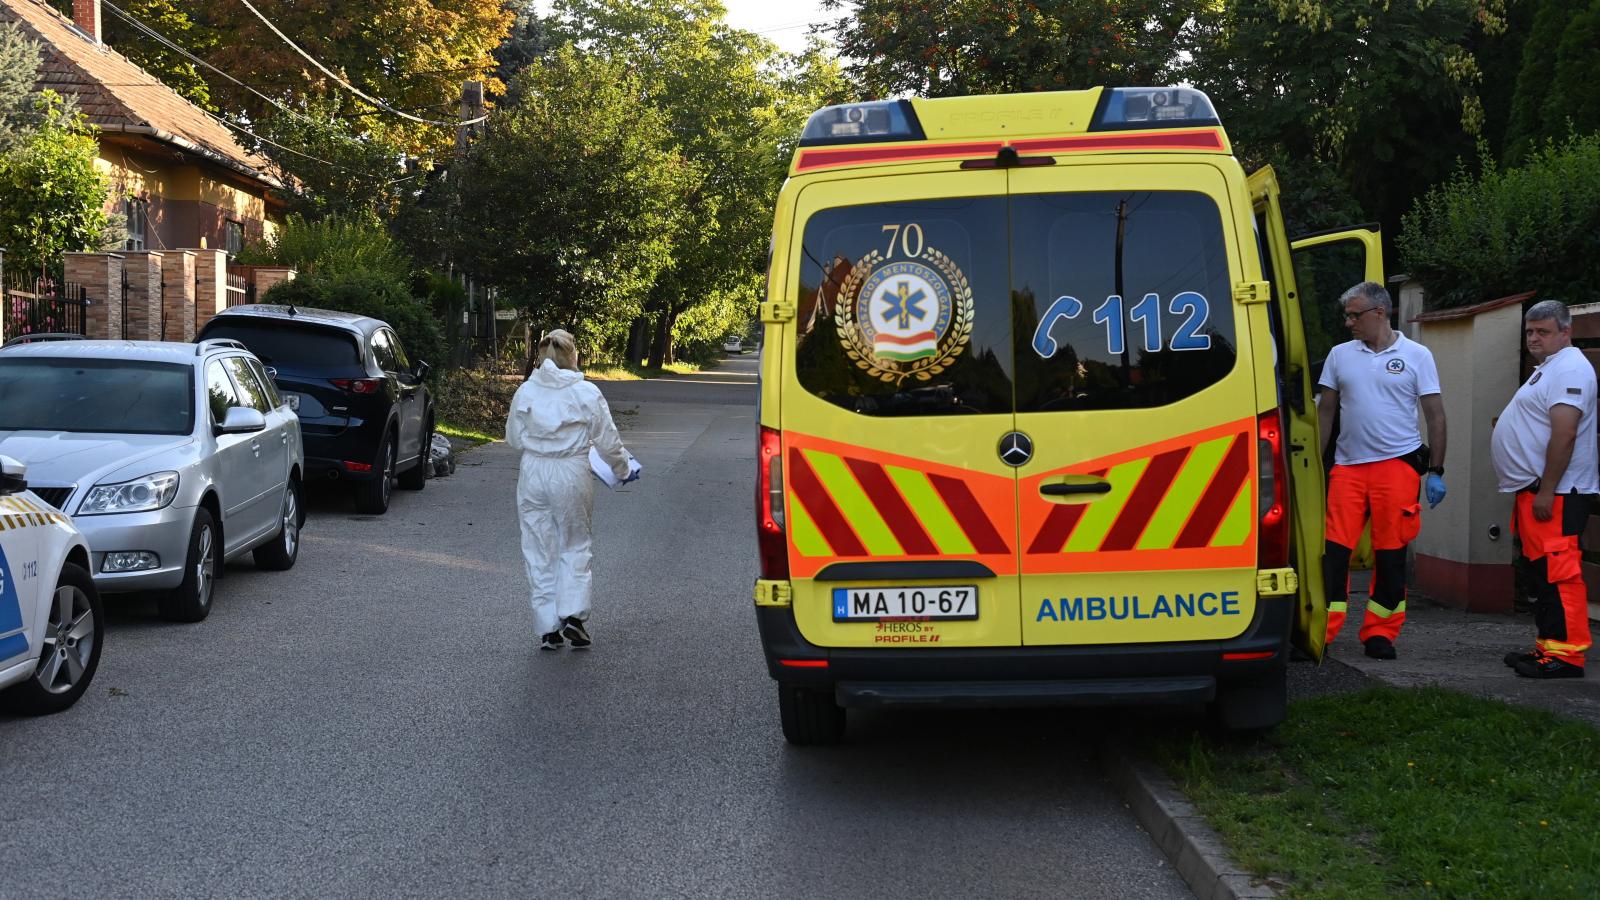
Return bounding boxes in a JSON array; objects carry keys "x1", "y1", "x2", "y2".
[
  {"x1": 1492, "y1": 300, "x2": 1596, "y2": 678},
  {"x1": 1316, "y1": 281, "x2": 1448, "y2": 659}
]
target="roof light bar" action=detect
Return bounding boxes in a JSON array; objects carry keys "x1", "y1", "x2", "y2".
[
  {"x1": 1091, "y1": 87, "x2": 1220, "y2": 132},
  {"x1": 798, "y1": 100, "x2": 925, "y2": 147}
]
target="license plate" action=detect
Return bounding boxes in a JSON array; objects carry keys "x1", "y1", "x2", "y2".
[{"x1": 832, "y1": 586, "x2": 978, "y2": 622}]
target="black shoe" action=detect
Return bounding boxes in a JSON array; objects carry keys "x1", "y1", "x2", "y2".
[
  {"x1": 1363, "y1": 636, "x2": 1397, "y2": 660},
  {"x1": 1504, "y1": 649, "x2": 1540, "y2": 668},
  {"x1": 1514, "y1": 656, "x2": 1585, "y2": 679},
  {"x1": 561, "y1": 616, "x2": 592, "y2": 649},
  {"x1": 540, "y1": 631, "x2": 564, "y2": 651}
]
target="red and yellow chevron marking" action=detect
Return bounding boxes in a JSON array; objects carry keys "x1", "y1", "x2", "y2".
[
  {"x1": 1021, "y1": 417, "x2": 1257, "y2": 574},
  {"x1": 783, "y1": 432, "x2": 1015, "y2": 579}
]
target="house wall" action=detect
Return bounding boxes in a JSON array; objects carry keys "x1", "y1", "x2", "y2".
[{"x1": 95, "y1": 142, "x2": 273, "y2": 252}]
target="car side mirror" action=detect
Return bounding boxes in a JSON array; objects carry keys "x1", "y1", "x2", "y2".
[
  {"x1": 0, "y1": 455, "x2": 26, "y2": 496},
  {"x1": 413, "y1": 360, "x2": 431, "y2": 381},
  {"x1": 217, "y1": 406, "x2": 267, "y2": 435}
]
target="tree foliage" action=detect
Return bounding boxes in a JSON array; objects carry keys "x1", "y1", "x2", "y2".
[
  {"x1": 1182, "y1": 0, "x2": 1495, "y2": 239},
  {"x1": 818, "y1": 0, "x2": 1204, "y2": 98},
  {"x1": 549, "y1": 0, "x2": 842, "y2": 364},
  {"x1": 442, "y1": 47, "x2": 691, "y2": 351},
  {"x1": 1399, "y1": 134, "x2": 1600, "y2": 309},
  {"x1": 0, "y1": 94, "x2": 114, "y2": 277},
  {"x1": 1502, "y1": 0, "x2": 1600, "y2": 164}
]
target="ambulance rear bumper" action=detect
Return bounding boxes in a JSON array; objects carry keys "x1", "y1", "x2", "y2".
[{"x1": 755, "y1": 598, "x2": 1291, "y2": 708}]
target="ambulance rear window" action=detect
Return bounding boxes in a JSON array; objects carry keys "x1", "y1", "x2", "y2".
[
  {"x1": 1011, "y1": 191, "x2": 1236, "y2": 412},
  {"x1": 792, "y1": 197, "x2": 1014, "y2": 417}
]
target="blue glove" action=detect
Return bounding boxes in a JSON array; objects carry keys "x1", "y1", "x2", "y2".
[{"x1": 1425, "y1": 473, "x2": 1446, "y2": 508}]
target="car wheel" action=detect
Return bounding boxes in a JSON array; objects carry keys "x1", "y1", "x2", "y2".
[
  {"x1": 253, "y1": 479, "x2": 301, "y2": 571},
  {"x1": 0, "y1": 563, "x2": 103, "y2": 715},
  {"x1": 397, "y1": 419, "x2": 431, "y2": 491},
  {"x1": 158, "y1": 508, "x2": 218, "y2": 623},
  {"x1": 1212, "y1": 674, "x2": 1287, "y2": 733},
  {"x1": 778, "y1": 684, "x2": 845, "y2": 746},
  {"x1": 355, "y1": 435, "x2": 395, "y2": 514}
]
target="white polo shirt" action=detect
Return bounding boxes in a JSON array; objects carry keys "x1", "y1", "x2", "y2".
[
  {"x1": 1318, "y1": 332, "x2": 1441, "y2": 467},
  {"x1": 1490, "y1": 345, "x2": 1599, "y2": 494}
]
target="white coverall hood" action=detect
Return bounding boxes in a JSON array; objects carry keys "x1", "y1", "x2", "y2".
[{"x1": 506, "y1": 359, "x2": 632, "y2": 636}]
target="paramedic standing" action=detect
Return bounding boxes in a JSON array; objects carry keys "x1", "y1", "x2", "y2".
[
  {"x1": 1491, "y1": 300, "x2": 1597, "y2": 679},
  {"x1": 506, "y1": 329, "x2": 634, "y2": 651},
  {"x1": 1317, "y1": 281, "x2": 1447, "y2": 660}
]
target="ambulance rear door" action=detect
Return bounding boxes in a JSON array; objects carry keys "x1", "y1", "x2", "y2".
[
  {"x1": 1012, "y1": 162, "x2": 1263, "y2": 646},
  {"x1": 1248, "y1": 166, "x2": 1329, "y2": 661},
  {"x1": 779, "y1": 170, "x2": 1024, "y2": 649}
]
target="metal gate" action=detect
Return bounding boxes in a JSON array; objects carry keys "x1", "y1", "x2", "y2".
[{"x1": 2, "y1": 275, "x2": 89, "y2": 338}]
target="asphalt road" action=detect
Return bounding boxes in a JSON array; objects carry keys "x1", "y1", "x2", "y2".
[{"x1": 0, "y1": 354, "x2": 1191, "y2": 899}]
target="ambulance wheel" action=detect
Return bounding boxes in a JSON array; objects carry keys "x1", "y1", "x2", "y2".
[
  {"x1": 778, "y1": 684, "x2": 845, "y2": 746},
  {"x1": 1213, "y1": 675, "x2": 1287, "y2": 733},
  {"x1": 1, "y1": 563, "x2": 102, "y2": 715}
]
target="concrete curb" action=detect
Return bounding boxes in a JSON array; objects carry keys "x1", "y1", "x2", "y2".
[{"x1": 1101, "y1": 742, "x2": 1281, "y2": 900}]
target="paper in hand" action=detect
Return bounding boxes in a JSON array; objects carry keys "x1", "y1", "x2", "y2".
[{"x1": 589, "y1": 447, "x2": 642, "y2": 489}]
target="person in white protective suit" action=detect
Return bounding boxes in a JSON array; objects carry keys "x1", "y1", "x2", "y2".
[{"x1": 505, "y1": 330, "x2": 633, "y2": 650}]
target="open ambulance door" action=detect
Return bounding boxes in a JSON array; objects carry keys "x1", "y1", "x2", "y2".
[{"x1": 1246, "y1": 166, "x2": 1328, "y2": 662}]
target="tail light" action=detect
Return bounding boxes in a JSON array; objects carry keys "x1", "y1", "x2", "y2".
[
  {"x1": 757, "y1": 426, "x2": 788, "y2": 579},
  {"x1": 330, "y1": 378, "x2": 383, "y2": 395},
  {"x1": 1257, "y1": 409, "x2": 1290, "y2": 568}
]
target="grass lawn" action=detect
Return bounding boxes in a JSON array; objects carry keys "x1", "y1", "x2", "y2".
[
  {"x1": 437, "y1": 422, "x2": 498, "y2": 446},
  {"x1": 583, "y1": 360, "x2": 701, "y2": 381},
  {"x1": 1157, "y1": 685, "x2": 1600, "y2": 898}
]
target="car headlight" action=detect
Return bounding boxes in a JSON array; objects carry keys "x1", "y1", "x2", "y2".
[{"x1": 78, "y1": 472, "x2": 180, "y2": 515}]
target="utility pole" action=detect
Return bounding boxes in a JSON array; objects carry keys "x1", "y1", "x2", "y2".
[{"x1": 456, "y1": 81, "x2": 484, "y2": 156}]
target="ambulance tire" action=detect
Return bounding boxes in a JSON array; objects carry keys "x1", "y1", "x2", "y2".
[
  {"x1": 1213, "y1": 675, "x2": 1288, "y2": 733},
  {"x1": 1, "y1": 563, "x2": 102, "y2": 715},
  {"x1": 778, "y1": 684, "x2": 845, "y2": 745}
]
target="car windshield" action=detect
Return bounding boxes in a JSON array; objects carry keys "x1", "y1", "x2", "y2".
[
  {"x1": 202, "y1": 320, "x2": 362, "y2": 370},
  {"x1": 0, "y1": 357, "x2": 194, "y2": 435}
]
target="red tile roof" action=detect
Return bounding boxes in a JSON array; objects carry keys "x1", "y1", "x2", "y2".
[{"x1": 1, "y1": 0, "x2": 281, "y2": 188}]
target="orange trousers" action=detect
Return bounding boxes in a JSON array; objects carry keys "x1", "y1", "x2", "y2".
[
  {"x1": 1511, "y1": 492, "x2": 1592, "y2": 668},
  {"x1": 1324, "y1": 458, "x2": 1422, "y2": 645}
]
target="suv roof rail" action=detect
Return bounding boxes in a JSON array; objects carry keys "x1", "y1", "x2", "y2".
[
  {"x1": 1, "y1": 332, "x2": 88, "y2": 349},
  {"x1": 195, "y1": 338, "x2": 248, "y2": 355}
]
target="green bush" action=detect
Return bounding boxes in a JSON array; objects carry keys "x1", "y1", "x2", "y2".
[
  {"x1": 431, "y1": 358, "x2": 520, "y2": 435},
  {"x1": 1399, "y1": 134, "x2": 1600, "y2": 309},
  {"x1": 262, "y1": 271, "x2": 444, "y2": 372}
]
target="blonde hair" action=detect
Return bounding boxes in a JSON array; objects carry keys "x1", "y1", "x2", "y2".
[{"x1": 537, "y1": 329, "x2": 579, "y2": 372}]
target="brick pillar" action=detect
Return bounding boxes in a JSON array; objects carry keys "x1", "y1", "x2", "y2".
[
  {"x1": 159, "y1": 249, "x2": 196, "y2": 342},
  {"x1": 252, "y1": 265, "x2": 296, "y2": 299},
  {"x1": 65, "y1": 252, "x2": 124, "y2": 340},
  {"x1": 121, "y1": 251, "x2": 164, "y2": 341},
  {"x1": 187, "y1": 249, "x2": 228, "y2": 333}
]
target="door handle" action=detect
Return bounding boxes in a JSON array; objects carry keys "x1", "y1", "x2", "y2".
[{"x1": 1040, "y1": 482, "x2": 1112, "y2": 496}]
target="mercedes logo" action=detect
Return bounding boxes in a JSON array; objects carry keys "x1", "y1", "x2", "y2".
[{"x1": 998, "y1": 431, "x2": 1033, "y2": 467}]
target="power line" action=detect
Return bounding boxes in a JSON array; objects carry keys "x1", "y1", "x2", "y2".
[{"x1": 233, "y1": 0, "x2": 488, "y2": 128}]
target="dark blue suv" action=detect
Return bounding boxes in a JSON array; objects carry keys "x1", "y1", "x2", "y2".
[{"x1": 197, "y1": 305, "x2": 433, "y2": 514}]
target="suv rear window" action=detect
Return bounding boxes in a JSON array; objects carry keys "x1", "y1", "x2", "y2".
[
  {"x1": 1011, "y1": 191, "x2": 1237, "y2": 412},
  {"x1": 793, "y1": 196, "x2": 1014, "y2": 417},
  {"x1": 202, "y1": 320, "x2": 361, "y2": 371}
]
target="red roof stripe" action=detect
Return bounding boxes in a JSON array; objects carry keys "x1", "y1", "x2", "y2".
[{"x1": 796, "y1": 129, "x2": 1226, "y2": 172}]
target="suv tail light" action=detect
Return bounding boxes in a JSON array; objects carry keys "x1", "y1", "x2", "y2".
[
  {"x1": 1257, "y1": 409, "x2": 1290, "y2": 568},
  {"x1": 757, "y1": 426, "x2": 788, "y2": 579},
  {"x1": 330, "y1": 377, "x2": 383, "y2": 395}
]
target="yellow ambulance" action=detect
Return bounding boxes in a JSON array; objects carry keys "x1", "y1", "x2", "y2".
[{"x1": 753, "y1": 87, "x2": 1385, "y2": 744}]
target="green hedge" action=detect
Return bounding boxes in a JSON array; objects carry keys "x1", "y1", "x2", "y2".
[{"x1": 1399, "y1": 134, "x2": 1600, "y2": 309}]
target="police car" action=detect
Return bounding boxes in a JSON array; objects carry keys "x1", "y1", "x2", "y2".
[
  {"x1": 753, "y1": 87, "x2": 1387, "y2": 743},
  {"x1": 0, "y1": 455, "x2": 103, "y2": 714}
]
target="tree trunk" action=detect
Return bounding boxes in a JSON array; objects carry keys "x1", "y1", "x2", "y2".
[
  {"x1": 627, "y1": 317, "x2": 650, "y2": 364},
  {"x1": 647, "y1": 308, "x2": 678, "y2": 369}
]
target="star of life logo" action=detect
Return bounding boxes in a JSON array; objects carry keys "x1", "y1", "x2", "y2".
[{"x1": 857, "y1": 262, "x2": 953, "y2": 363}]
